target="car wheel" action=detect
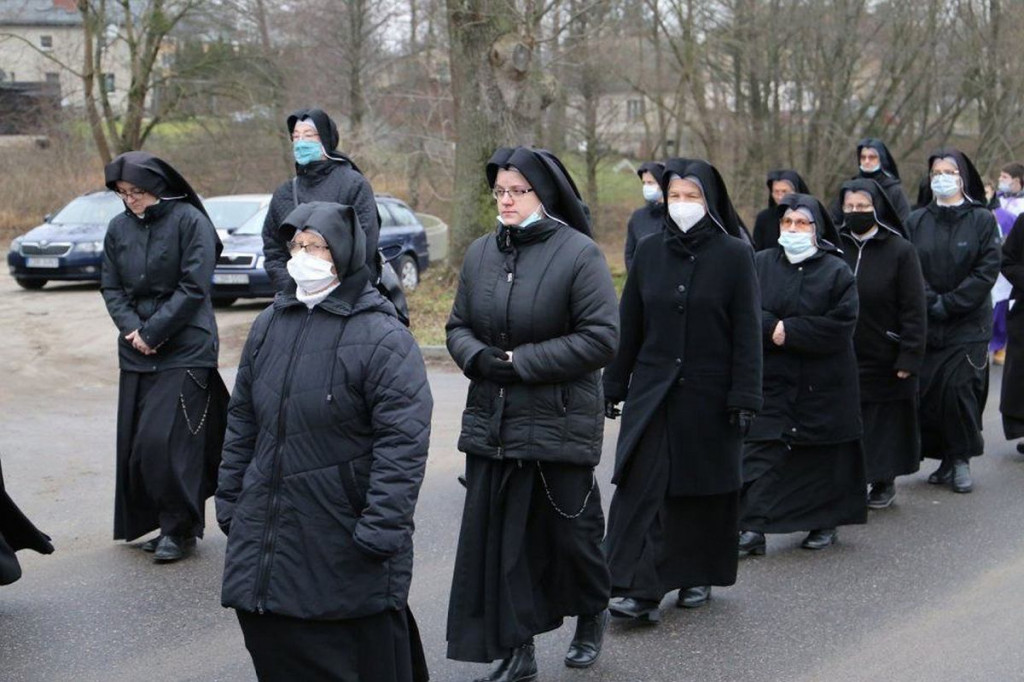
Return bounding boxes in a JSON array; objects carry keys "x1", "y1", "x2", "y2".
[
  {"x1": 397, "y1": 255, "x2": 419, "y2": 291},
  {"x1": 15, "y1": 278, "x2": 46, "y2": 290},
  {"x1": 213, "y1": 297, "x2": 238, "y2": 308}
]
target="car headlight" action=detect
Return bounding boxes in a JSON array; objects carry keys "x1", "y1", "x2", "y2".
[
  {"x1": 255, "y1": 256, "x2": 265, "y2": 269},
  {"x1": 73, "y1": 241, "x2": 104, "y2": 253},
  {"x1": 9, "y1": 237, "x2": 22, "y2": 253}
]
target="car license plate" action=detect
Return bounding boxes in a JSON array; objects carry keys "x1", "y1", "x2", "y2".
[
  {"x1": 25, "y1": 257, "x2": 60, "y2": 268},
  {"x1": 213, "y1": 273, "x2": 249, "y2": 285}
]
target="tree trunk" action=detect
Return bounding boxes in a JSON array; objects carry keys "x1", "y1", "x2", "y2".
[{"x1": 446, "y1": 0, "x2": 545, "y2": 266}]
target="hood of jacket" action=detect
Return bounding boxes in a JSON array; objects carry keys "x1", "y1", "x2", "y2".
[{"x1": 776, "y1": 193, "x2": 843, "y2": 255}]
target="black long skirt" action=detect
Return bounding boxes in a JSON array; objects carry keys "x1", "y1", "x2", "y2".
[
  {"x1": 236, "y1": 608, "x2": 429, "y2": 682},
  {"x1": 0, "y1": 459, "x2": 54, "y2": 586},
  {"x1": 862, "y1": 398, "x2": 921, "y2": 482},
  {"x1": 446, "y1": 456, "x2": 610, "y2": 664},
  {"x1": 1001, "y1": 323, "x2": 1024, "y2": 439},
  {"x1": 740, "y1": 441, "x2": 867, "y2": 533},
  {"x1": 605, "y1": 407, "x2": 738, "y2": 602},
  {"x1": 919, "y1": 342, "x2": 988, "y2": 461},
  {"x1": 113, "y1": 368, "x2": 228, "y2": 541}
]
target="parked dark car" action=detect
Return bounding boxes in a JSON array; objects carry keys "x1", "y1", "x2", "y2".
[
  {"x1": 6, "y1": 190, "x2": 123, "y2": 290},
  {"x1": 211, "y1": 194, "x2": 430, "y2": 305}
]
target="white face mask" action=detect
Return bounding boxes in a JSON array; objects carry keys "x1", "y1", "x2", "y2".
[
  {"x1": 668, "y1": 201, "x2": 706, "y2": 232},
  {"x1": 642, "y1": 184, "x2": 661, "y2": 202},
  {"x1": 287, "y1": 249, "x2": 337, "y2": 293}
]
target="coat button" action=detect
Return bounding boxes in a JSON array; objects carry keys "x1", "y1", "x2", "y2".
[
  {"x1": 677, "y1": 377, "x2": 686, "y2": 386},
  {"x1": 791, "y1": 427, "x2": 797, "y2": 432},
  {"x1": 689, "y1": 255, "x2": 695, "y2": 262},
  {"x1": 676, "y1": 305, "x2": 684, "y2": 313},
  {"x1": 674, "y1": 358, "x2": 682, "y2": 366},
  {"x1": 677, "y1": 284, "x2": 686, "y2": 292}
]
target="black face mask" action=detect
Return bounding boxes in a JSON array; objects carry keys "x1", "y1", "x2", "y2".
[{"x1": 844, "y1": 211, "x2": 876, "y2": 235}]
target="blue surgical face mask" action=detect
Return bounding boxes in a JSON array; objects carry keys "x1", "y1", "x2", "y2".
[
  {"x1": 998, "y1": 180, "x2": 1013, "y2": 194},
  {"x1": 930, "y1": 174, "x2": 960, "y2": 199},
  {"x1": 293, "y1": 140, "x2": 323, "y2": 166},
  {"x1": 518, "y1": 207, "x2": 544, "y2": 228},
  {"x1": 642, "y1": 184, "x2": 661, "y2": 203},
  {"x1": 859, "y1": 163, "x2": 881, "y2": 175},
  {"x1": 778, "y1": 230, "x2": 815, "y2": 256}
]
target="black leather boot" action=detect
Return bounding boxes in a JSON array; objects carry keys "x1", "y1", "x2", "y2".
[
  {"x1": 139, "y1": 535, "x2": 162, "y2": 552},
  {"x1": 608, "y1": 597, "x2": 661, "y2": 622},
  {"x1": 153, "y1": 535, "x2": 195, "y2": 563},
  {"x1": 952, "y1": 459, "x2": 973, "y2": 493},
  {"x1": 738, "y1": 530, "x2": 766, "y2": 557},
  {"x1": 676, "y1": 585, "x2": 711, "y2": 608},
  {"x1": 564, "y1": 610, "x2": 609, "y2": 668},
  {"x1": 474, "y1": 642, "x2": 538, "y2": 682},
  {"x1": 928, "y1": 459, "x2": 953, "y2": 485},
  {"x1": 801, "y1": 528, "x2": 837, "y2": 550}
]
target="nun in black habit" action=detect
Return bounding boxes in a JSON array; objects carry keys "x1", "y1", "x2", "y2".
[
  {"x1": 837, "y1": 179, "x2": 927, "y2": 509},
  {"x1": 0, "y1": 458, "x2": 54, "y2": 586},
  {"x1": 624, "y1": 161, "x2": 666, "y2": 270},
  {"x1": 740, "y1": 194, "x2": 866, "y2": 555},
  {"x1": 907, "y1": 149, "x2": 1000, "y2": 493},
  {"x1": 1000, "y1": 213, "x2": 1024, "y2": 448},
  {"x1": 101, "y1": 151, "x2": 229, "y2": 563},
  {"x1": 262, "y1": 108, "x2": 380, "y2": 290},
  {"x1": 446, "y1": 146, "x2": 619, "y2": 680},
  {"x1": 752, "y1": 169, "x2": 810, "y2": 251},
  {"x1": 832, "y1": 139, "x2": 911, "y2": 223},
  {"x1": 602, "y1": 159, "x2": 762, "y2": 621}
]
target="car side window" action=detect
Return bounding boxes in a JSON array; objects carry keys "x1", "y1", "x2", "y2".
[
  {"x1": 388, "y1": 203, "x2": 418, "y2": 226},
  {"x1": 376, "y1": 202, "x2": 397, "y2": 228}
]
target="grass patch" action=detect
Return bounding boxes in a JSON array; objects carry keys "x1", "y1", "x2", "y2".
[{"x1": 407, "y1": 266, "x2": 459, "y2": 346}]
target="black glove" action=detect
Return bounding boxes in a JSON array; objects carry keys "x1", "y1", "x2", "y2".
[
  {"x1": 605, "y1": 399, "x2": 621, "y2": 420},
  {"x1": 474, "y1": 347, "x2": 521, "y2": 384},
  {"x1": 729, "y1": 409, "x2": 755, "y2": 437}
]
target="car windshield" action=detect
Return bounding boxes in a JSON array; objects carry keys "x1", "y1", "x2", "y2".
[
  {"x1": 234, "y1": 206, "x2": 269, "y2": 236},
  {"x1": 204, "y1": 200, "x2": 264, "y2": 230},
  {"x1": 50, "y1": 193, "x2": 124, "y2": 225}
]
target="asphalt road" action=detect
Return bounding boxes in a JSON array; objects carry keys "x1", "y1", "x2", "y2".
[{"x1": 3, "y1": 272, "x2": 1024, "y2": 682}]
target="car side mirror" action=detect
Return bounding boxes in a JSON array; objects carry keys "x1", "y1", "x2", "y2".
[{"x1": 43, "y1": 213, "x2": 53, "y2": 223}]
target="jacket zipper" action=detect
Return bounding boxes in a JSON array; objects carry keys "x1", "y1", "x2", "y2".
[
  {"x1": 854, "y1": 241, "x2": 866, "y2": 276},
  {"x1": 253, "y1": 307, "x2": 315, "y2": 614}
]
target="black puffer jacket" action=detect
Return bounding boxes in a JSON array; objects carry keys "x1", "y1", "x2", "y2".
[
  {"x1": 907, "y1": 202, "x2": 1001, "y2": 349},
  {"x1": 446, "y1": 218, "x2": 619, "y2": 465},
  {"x1": 218, "y1": 205, "x2": 431, "y2": 620},
  {"x1": 101, "y1": 200, "x2": 220, "y2": 372},
  {"x1": 624, "y1": 203, "x2": 665, "y2": 270}
]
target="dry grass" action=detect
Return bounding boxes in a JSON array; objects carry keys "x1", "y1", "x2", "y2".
[{"x1": 406, "y1": 265, "x2": 459, "y2": 346}]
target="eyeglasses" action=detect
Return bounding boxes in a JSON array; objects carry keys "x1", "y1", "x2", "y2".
[
  {"x1": 930, "y1": 170, "x2": 960, "y2": 178},
  {"x1": 492, "y1": 187, "x2": 535, "y2": 200},
  {"x1": 842, "y1": 203, "x2": 874, "y2": 212},
  {"x1": 115, "y1": 187, "x2": 149, "y2": 199},
  {"x1": 287, "y1": 241, "x2": 330, "y2": 255},
  {"x1": 780, "y1": 217, "x2": 814, "y2": 229}
]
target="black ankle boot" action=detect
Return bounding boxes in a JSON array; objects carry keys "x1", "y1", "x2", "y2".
[
  {"x1": 564, "y1": 609, "x2": 609, "y2": 668},
  {"x1": 952, "y1": 459, "x2": 973, "y2": 493},
  {"x1": 928, "y1": 459, "x2": 953, "y2": 485},
  {"x1": 738, "y1": 530, "x2": 766, "y2": 557},
  {"x1": 475, "y1": 641, "x2": 538, "y2": 682}
]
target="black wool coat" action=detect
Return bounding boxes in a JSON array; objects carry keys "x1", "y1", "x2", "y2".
[
  {"x1": 840, "y1": 229, "x2": 927, "y2": 401},
  {"x1": 1000, "y1": 217, "x2": 1024, "y2": 422},
  {"x1": 262, "y1": 159, "x2": 380, "y2": 290},
  {"x1": 101, "y1": 200, "x2": 220, "y2": 372},
  {"x1": 603, "y1": 222, "x2": 762, "y2": 495},
  {"x1": 749, "y1": 248, "x2": 862, "y2": 444},
  {"x1": 446, "y1": 218, "x2": 619, "y2": 466},
  {"x1": 907, "y1": 203, "x2": 1001, "y2": 349},
  {"x1": 217, "y1": 281, "x2": 432, "y2": 620},
  {"x1": 624, "y1": 202, "x2": 665, "y2": 270}
]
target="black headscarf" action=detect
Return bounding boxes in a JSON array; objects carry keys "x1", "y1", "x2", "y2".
[
  {"x1": 104, "y1": 151, "x2": 208, "y2": 219},
  {"x1": 279, "y1": 201, "x2": 368, "y2": 282},
  {"x1": 838, "y1": 178, "x2": 907, "y2": 238},
  {"x1": 764, "y1": 169, "x2": 810, "y2": 207},
  {"x1": 660, "y1": 158, "x2": 748, "y2": 240},
  {"x1": 925, "y1": 148, "x2": 987, "y2": 206},
  {"x1": 857, "y1": 138, "x2": 901, "y2": 180},
  {"x1": 775, "y1": 193, "x2": 843, "y2": 255},
  {"x1": 486, "y1": 146, "x2": 592, "y2": 237},
  {"x1": 287, "y1": 108, "x2": 364, "y2": 174},
  {"x1": 636, "y1": 161, "x2": 666, "y2": 185}
]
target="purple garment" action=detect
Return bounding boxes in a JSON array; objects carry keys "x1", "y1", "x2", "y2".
[
  {"x1": 992, "y1": 208, "x2": 1014, "y2": 351},
  {"x1": 995, "y1": 207, "x2": 1016, "y2": 237}
]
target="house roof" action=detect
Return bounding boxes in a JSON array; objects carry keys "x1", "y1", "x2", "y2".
[{"x1": 0, "y1": 1, "x2": 83, "y2": 27}]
